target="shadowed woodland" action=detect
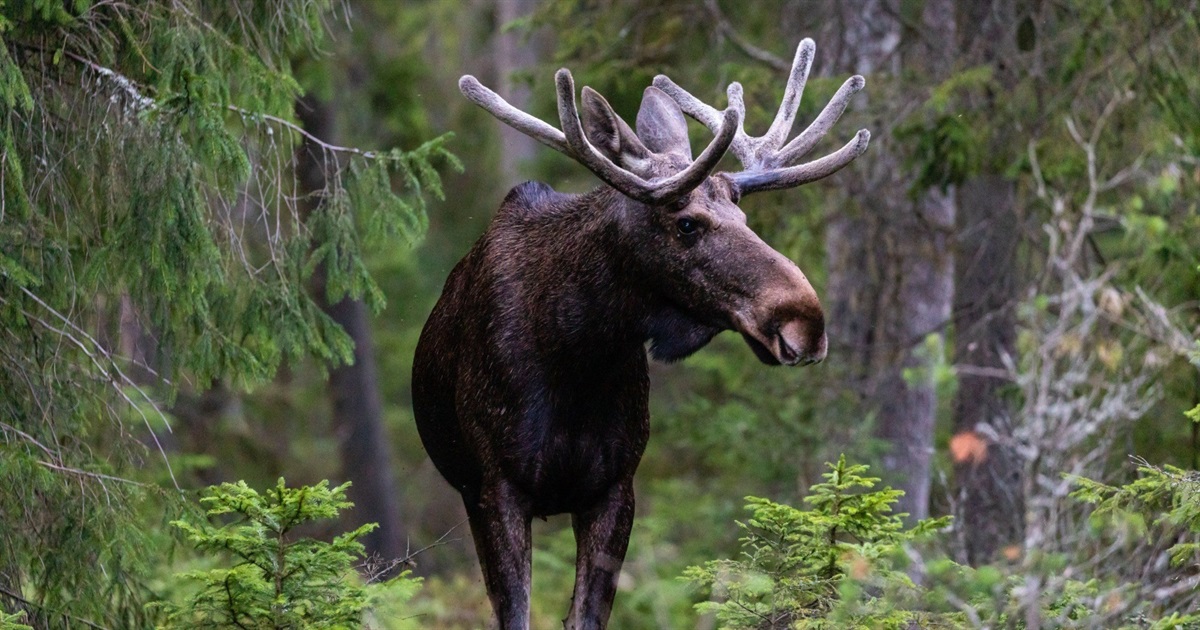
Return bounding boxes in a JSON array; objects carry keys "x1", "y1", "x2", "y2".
[{"x1": 2, "y1": 0, "x2": 1200, "y2": 628}]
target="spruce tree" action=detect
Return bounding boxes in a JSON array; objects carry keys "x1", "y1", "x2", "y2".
[{"x1": 0, "y1": 2, "x2": 453, "y2": 626}]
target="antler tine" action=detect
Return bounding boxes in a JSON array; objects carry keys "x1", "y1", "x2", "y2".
[
  {"x1": 664, "y1": 103, "x2": 740, "y2": 200},
  {"x1": 553, "y1": 69, "x2": 658, "y2": 202},
  {"x1": 554, "y1": 69, "x2": 739, "y2": 205},
  {"x1": 775, "y1": 75, "x2": 865, "y2": 166},
  {"x1": 459, "y1": 76, "x2": 570, "y2": 155},
  {"x1": 730, "y1": 129, "x2": 870, "y2": 194},
  {"x1": 654, "y1": 40, "x2": 815, "y2": 171},
  {"x1": 652, "y1": 76, "x2": 752, "y2": 160},
  {"x1": 725, "y1": 82, "x2": 746, "y2": 130},
  {"x1": 650, "y1": 75, "x2": 723, "y2": 133},
  {"x1": 653, "y1": 38, "x2": 870, "y2": 196},
  {"x1": 762, "y1": 38, "x2": 815, "y2": 154}
]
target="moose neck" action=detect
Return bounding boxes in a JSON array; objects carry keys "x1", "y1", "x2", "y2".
[{"x1": 490, "y1": 185, "x2": 716, "y2": 369}]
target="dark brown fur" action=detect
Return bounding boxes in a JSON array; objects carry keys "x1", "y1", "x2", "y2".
[{"x1": 413, "y1": 84, "x2": 830, "y2": 630}]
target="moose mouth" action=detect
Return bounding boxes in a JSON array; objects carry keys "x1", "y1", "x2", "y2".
[
  {"x1": 739, "y1": 330, "x2": 822, "y2": 367},
  {"x1": 740, "y1": 331, "x2": 784, "y2": 366},
  {"x1": 733, "y1": 315, "x2": 826, "y2": 367}
]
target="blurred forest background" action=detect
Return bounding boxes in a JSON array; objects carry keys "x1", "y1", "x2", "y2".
[{"x1": 2, "y1": 0, "x2": 1200, "y2": 628}]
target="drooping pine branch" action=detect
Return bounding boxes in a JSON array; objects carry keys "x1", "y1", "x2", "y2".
[{"x1": 0, "y1": 2, "x2": 457, "y2": 625}]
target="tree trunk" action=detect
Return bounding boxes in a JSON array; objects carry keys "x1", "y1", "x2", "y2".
[
  {"x1": 828, "y1": 0, "x2": 957, "y2": 522},
  {"x1": 825, "y1": 0, "x2": 900, "y2": 397},
  {"x1": 493, "y1": 0, "x2": 541, "y2": 182},
  {"x1": 951, "y1": 175, "x2": 1023, "y2": 564},
  {"x1": 872, "y1": 186, "x2": 955, "y2": 522},
  {"x1": 950, "y1": 0, "x2": 1026, "y2": 565},
  {"x1": 296, "y1": 95, "x2": 406, "y2": 571}
]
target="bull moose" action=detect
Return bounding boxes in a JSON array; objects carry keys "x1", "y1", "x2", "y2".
[{"x1": 412, "y1": 39, "x2": 869, "y2": 629}]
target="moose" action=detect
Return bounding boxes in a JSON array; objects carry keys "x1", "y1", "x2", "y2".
[{"x1": 412, "y1": 39, "x2": 868, "y2": 629}]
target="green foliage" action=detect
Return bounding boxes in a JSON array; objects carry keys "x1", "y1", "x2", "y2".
[
  {"x1": 0, "y1": 43, "x2": 31, "y2": 111},
  {"x1": 1073, "y1": 462, "x2": 1200, "y2": 571},
  {"x1": 893, "y1": 64, "x2": 995, "y2": 194},
  {"x1": 896, "y1": 113, "x2": 981, "y2": 194},
  {"x1": 3, "y1": 1, "x2": 1196, "y2": 627},
  {"x1": 684, "y1": 456, "x2": 950, "y2": 628},
  {"x1": 158, "y1": 479, "x2": 420, "y2": 629},
  {"x1": 1186, "y1": 346, "x2": 1200, "y2": 426},
  {"x1": 911, "y1": 459, "x2": 1200, "y2": 627},
  {"x1": 0, "y1": 0, "x2": 454, "y2": 624},
  {"x1": 0, "y1": 425, "x2": 166, "y2": 627},
  {"x1": 0, "y1": 608, "x2": 31, "y2": 630},
  {"x1": 689, "y1": 456, "x2": 1200, "y2": 628}
]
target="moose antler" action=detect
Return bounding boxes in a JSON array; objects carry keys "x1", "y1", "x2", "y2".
[
  {"x1": 459, "y1": 70, "x2": 740, "y2": 205},
  {"x1": 652, "y1": 38, "x2": 870, "y2": 195}
]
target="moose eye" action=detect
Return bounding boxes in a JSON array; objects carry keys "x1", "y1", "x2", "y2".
[{"x1": 676, "y1": 217, "x2": 701, "y2": 236}]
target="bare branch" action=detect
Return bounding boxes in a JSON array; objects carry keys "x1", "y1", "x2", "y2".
[
  {"x1": 36, "y1": 460, "x2": 149, "y2": 487},
  {"x1": 227, "y1": 106, "x2": 389, "y2": 160},
  {"x1": 0, "y1": 585, "x2": 109, "y2": 629},
  {"x1": 1, "y1": 289, "x2": 180, "y2": 490},
  {"x1": 702, "y1": 0, "x2": 789, "y2": 72},
  {"x1": 1004, "y1": 105, "x2": 1194, "y2": 622},
  {"x1": 359, "y1": 519, "x2": 468, "y2": 584},
  {"x1": 63, "y1": 49, "x2": 156, "y2": 111},
  {"x1": 59, "y1": 48, "x2": 399, "y2": 164}
]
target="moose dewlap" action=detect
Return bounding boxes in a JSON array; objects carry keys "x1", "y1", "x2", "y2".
[{"x1": 412, "y1": 38, "x2": 869, "y2": 630}]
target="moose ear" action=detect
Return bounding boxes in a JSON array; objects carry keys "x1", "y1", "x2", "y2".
[
  {"x1": 582, "y1": 87, "x2": 651, "y2": 167},
  {"x1": 636, "y1": 86, "x2": 692, "y2": 159}
]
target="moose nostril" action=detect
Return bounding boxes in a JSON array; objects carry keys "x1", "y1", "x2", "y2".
[
  {"x1": 776, "y1": 332, "x2": 800, "y2": 364},
  {"x1": 776, "y1": 317, "x2": 827, "y2": 365},
  {"x1": 811, "y1": 332, "x2": 828, "y2": 363}
]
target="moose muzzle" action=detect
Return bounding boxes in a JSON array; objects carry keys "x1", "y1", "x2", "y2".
[{"x1": 732, "y1": 271, "x2": 827, "y2": 367}]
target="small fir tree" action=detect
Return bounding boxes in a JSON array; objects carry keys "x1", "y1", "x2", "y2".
[
  {"x1": 684, "y1": 455, "x2": 950, "y2": 628},
  {"x1": 159, "y1": 479, "x2": 419, "y2": 629}
]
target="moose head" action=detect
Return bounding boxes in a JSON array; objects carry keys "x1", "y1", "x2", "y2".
[{"x1": 413, "y1": 38, "x2": 867, "y2": 629}]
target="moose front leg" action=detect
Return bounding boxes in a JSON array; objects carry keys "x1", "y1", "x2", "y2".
[
  {"x1": 564, "y1": 480, "x2": 635, "y2": 630},
  {"x1": 464, "y1": 482, "x2": 533, "y2": 630}
]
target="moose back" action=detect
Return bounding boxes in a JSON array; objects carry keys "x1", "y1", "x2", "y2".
[{"x1": 412, "y1": 38, "x2": 869, "y2": 630}]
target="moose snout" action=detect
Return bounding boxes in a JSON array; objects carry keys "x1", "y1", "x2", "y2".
[
  {"x1": 775, "y1": 317, "x2": 827, "y2": 366},
  {"x1": 733, "y1": 293, "x2": 827, "y2": 367},
  {"x1": 732, "y1": 251, "x2": 828, "y2": 366}
]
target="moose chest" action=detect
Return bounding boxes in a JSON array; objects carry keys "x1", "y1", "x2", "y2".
[{"x1": 460, "y1": 343, "x2": 651, "y2": 516}]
